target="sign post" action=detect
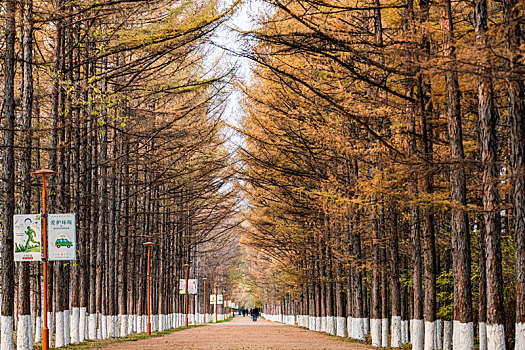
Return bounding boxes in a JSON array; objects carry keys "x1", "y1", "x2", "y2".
[{"x1": 33, "y1": 169, "x2": 56, "y2": 350}]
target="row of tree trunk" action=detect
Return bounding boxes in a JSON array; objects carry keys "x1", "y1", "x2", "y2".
[
  {"x1": 241, "y1": 0, "x2": 525, "y2": 348},
  {"x1": 0, "y1": 0, "x2": 238, "y2": 349}
]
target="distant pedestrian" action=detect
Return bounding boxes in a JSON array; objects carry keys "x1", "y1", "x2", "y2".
[{"x1": 252, "y1": 307, "x2": 259, "y2": 322}]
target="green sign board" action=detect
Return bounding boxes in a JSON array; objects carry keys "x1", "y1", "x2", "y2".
[{"x1": 48, "y1": 213, "x2": 76, "y2": 261}]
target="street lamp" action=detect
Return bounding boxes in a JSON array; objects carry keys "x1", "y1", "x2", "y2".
[
  {"x1": 143, "y1": 242, "x2": 154, "y2": 335},
  {"x1": 202, "y1": 278, "x2": 207, "y2": 324},
  {"x1": 183, "y1": 264, "x2": 189, "y2": 327},
  {"x1": 33, "y1": 169, "x2": 56, "y2": 350},
  {"x1": 214, "y1": 284, "x2": 218, "y2": 323}
]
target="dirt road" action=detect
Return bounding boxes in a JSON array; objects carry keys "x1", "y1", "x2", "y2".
[{"x1": 101, "y1": 316, "x2": 373, "y2": 350}]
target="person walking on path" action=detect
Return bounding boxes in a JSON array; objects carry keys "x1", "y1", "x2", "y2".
[{"x1": 251, "y1": 307, "x2": 260, "y2": 322}]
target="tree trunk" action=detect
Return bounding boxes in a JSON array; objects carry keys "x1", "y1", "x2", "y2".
[
  {"x1": 1, "y1": 0, "x2": 17, "y2": 348},
  {"x1": 370, "y1": 211, "x2": 381, "y2": 347},
  {"x1": 479, "y1": 218, "x2": 488, "y2": 350},
  {"x1": 474, "y1": 0, "x2": 506, "y2": 347},
  {"x1": 17, "y1": 1, "x2": 34, "y2": 348},
  {"x1": 503, "y1": 0, "x2": 525, "y2": 346},
  {"x1": 390, "y1": 211, "x2": 402, "y2": 348}
]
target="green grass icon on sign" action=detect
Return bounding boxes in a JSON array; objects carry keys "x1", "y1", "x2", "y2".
[{"x1": 55, "y1": 238, "x2": 73, "y2": 248}]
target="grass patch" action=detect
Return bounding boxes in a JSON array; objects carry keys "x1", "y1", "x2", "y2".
[
  {"x1": 31, "y1": 324, "x2": 206, "y2": 350},
  {"x1": 215, "y1": 317, "x2": 234, "y2": 324}
]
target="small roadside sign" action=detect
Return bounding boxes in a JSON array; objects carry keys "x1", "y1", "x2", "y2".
[
  {"x1": 14, "y1": 214, "x2": 42, "y2": 261},
  {"x1": 48, "y1": 213, "x2": 76, "y2": 261}
]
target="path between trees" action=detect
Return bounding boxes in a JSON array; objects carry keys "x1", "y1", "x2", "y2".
[{"x1": 99, "y1": 316, "x2": 373, "y2": 349}]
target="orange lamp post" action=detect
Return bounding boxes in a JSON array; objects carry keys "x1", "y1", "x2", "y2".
[
  {"x1": 143, "y1": 242, "x2": 154, "y2": 335},
  {"x1": 183, "y1": 264, "x2": 189, "y2": 327},
  {"x1": 214, "y1": 284, "x2": 218, "y2": 323},
  {"x1": 33, "y1": 169, "x2": 56, "y2": 350},
  {"x1": 202, "y1": 278, "x2": 207, "y2": 324}
]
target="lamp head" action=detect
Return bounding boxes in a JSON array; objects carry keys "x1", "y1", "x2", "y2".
[{"x1": 32, "y1": 169, "x2": 56, "y2": 176}]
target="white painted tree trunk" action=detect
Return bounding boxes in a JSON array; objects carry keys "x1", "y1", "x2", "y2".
[
  {"x1": 402, "y1": 320, "x2": 409, "y2": 344},
  {"x1": 326, "y1": 316, "x2": 335, "y2": 335},
  {"x1": 436, "y1": 319, "x2": 442, "y2": 349},
  {"x1": 346, "y1": 317, "x2": 352, "y2": 338},
  {"x1": 97, "y1": 313, "x2": 103, "y2": 339},
  {"x1": 516, "y1": 323, "x2": 525, "y2": 350},
  {"x1": 479, "y1": 322, "x2": 487, "y2": 350},
  {"x1": 486, "y1": 324, "x2": 505, "y2": 350},
  {"x1": 381, "y1": 318, "x2": 388, "y2": 347},
  {"x1": 443, "y1": 320, "x2": 452, "y2": 350},
  {"x1": 401, "y1": 320, "x2": 407, "y2": 344},
  {"x1": 64, "y1": 310, "x2": 70, "y2": 345},
  {"x1": 391, "y1": 316, "x2": 402, "y2": 348},
  {"x1": 353, "y1": 318, "x2": 366, "y2": 341},
  {"x1": 309, "y1": 316, "x2": 315, "y2": 331},
  {"x1": 425, "y1": 321, "x2": 436, "y2": 350},
  {"x1": 79, "y1": 307, "x2": 86, "y2": 342},
  {"x1": 88, "y1": 313, "x2": 97, "y2": 339},
  {"x1": 120, "y1": 314, "x2": 128, "y2": 337},
  {"x1": 34, "y1": 316, "x2": 42, "y2": 343},
  {"x1": 452, "y1": 320, "x2": 473, "y2": 350},
  {"x1": 101, "y1": 315, "x2": 107, "y2": 339},
  {"x1": 16, "y1": 315, "x2": 32, "y2": 350},
  {"x1": 85, "y1": 313, "x2": 89, "y2": 339},
  {"x1": 336, "y1": 316, "x2": 346, "y2": 337},
  {"x1": 315, "y1": 316, "x2": 321, "y2": 331},
  {"x1": 127, "y1": 314, "x2": 133, "y2": 334},
  {"x1": 114, "y1": 316, "x2": 119, "y2": 337},
  {"x1": 70, "y1": 307, "x2": 79, "y2": 343},
  {"x1": 55, "y1": 311, "x2": 64, "y2": 347},
  {"x1": 48, "y1": 312, "x2": 54, "y2": 346},
  {"x1": 113, "y1": 315, "x2": 118, "y2": 337},
  {"x1": 412, "y1": 319, "x2": 424, "y2": 350},
  {"x1": 1, "y1": 315, "x2": 14, "y2": 350},
  {"x1": 371, "y1": 318, "x2": 381, "y2": 347},
  {"x1": 109, "y1": 316, "x2": 113, "y2": 337},
  {"x1": 108, "y1": 315, "x2": 114, "y2": 337}
]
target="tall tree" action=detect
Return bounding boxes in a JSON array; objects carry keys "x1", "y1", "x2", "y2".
[{"x1": 1, "y1": 0, "x2": 17, "y2": 348}]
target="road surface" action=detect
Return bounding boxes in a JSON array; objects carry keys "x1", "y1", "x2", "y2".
[{"x1": 101, "y1": 316, "x2": 373, "y2": 349}]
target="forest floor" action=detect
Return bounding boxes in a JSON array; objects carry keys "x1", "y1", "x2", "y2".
[{"x1": 91, "y1": 316, "x2": 374, "y2": 350}]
